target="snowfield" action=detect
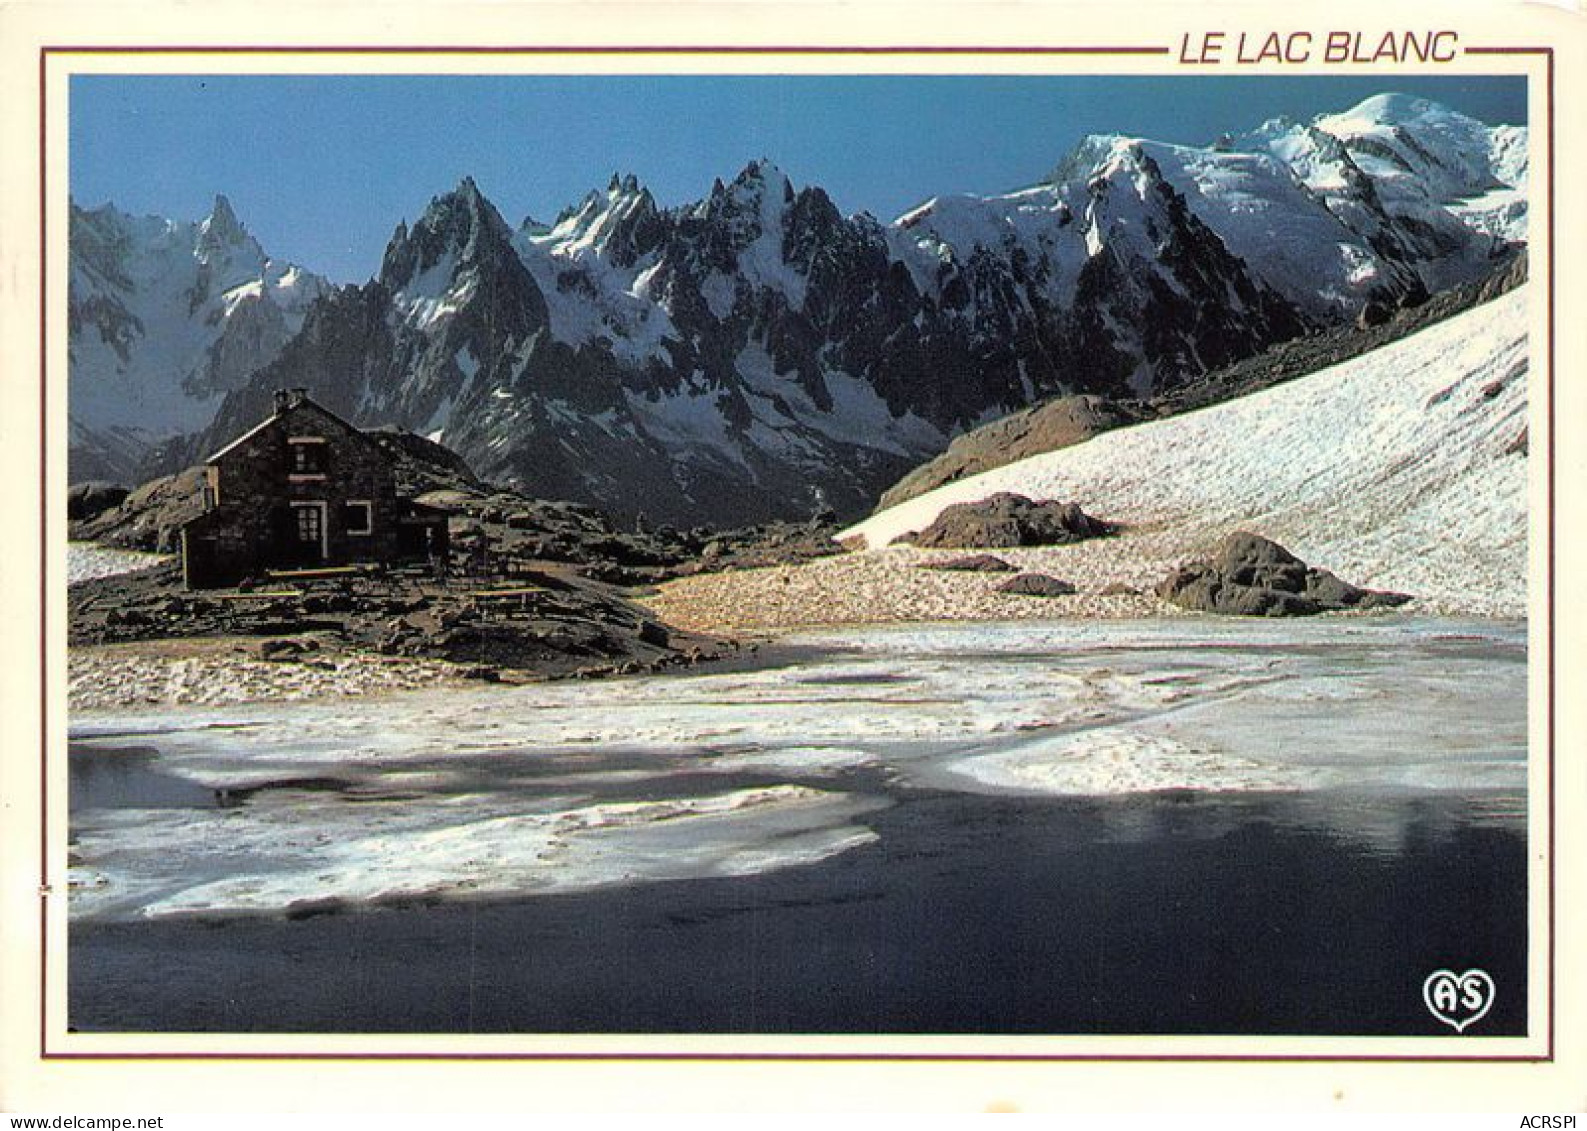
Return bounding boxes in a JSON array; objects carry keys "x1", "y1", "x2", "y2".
[
  {"x1": 66, "y1": 542, "x2": 171, "y2": 584},
  {"x1": 844, "y1": 286, "x2": 1530, "y2": 618}
]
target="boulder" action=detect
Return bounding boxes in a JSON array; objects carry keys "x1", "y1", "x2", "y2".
[
  {"x1": 1157, "y1": 533, "x2": 1412, "y2": 617},
  {"x1": 67, "y1": 481, "x2": 130, "y2": 522},
  {"x1": 996, "y1": 573, "x2": 1077, "y2": 597},
  {"x1": 257, "y1": 638, "x2": 318, "y2": 661},
  {"x1": 1356, "y1": 299, "x2": 1393, "y2": 329},
  {"x1": 877, "y1": 395, "x2": 1139, "y2": 510},
  {"x1": 919, "y1": 554, "x2": 1017, "y2": 573},
  {"x1": 898, "y1": 493, "x2": 1117, "y2": 550}
]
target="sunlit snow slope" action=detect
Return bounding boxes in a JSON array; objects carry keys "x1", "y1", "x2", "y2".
[{"x1": 846, "y1": 287, "x2": 1529, "y2": 617}]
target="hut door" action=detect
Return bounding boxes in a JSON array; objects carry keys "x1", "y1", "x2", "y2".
[{"x1": 290, "y1": 502, "x2": 327, "y2": 563}]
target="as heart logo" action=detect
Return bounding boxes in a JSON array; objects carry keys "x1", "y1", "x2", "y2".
[{"x1": 1422, "y1": 969, "x2": 1495, "y2": 1033}]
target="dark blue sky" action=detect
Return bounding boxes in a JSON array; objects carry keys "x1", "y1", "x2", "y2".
[{"x1": 71, "y1": 74, "x2": 1527, "y2": 283}]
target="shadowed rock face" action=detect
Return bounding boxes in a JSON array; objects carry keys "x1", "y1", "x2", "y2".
[
  {"x1": 874, "y1": 253, "x2": 1528, "y2": 515},
  {"x1": 67, "y1": 482, "x2": 130, "y2": 522},
  {"x1": 896, "y1": 493, "x2": 1118, "y2": 550},
  {"x1": 1157, "y1": 532, "x2": 1412, "y2": 617}
]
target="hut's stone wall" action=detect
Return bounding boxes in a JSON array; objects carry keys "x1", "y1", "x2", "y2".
[{"x1": 182, "y1": 392, "x2": 445, "y2": 588}]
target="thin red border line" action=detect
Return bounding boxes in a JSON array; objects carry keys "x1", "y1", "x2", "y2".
[
  {"x1": 38, "y1": 1052, "x2": 1556, "y2": 1063},
  {"x1": 37, "y1": 44, "x2": 1548, "y2": 1065},
  {"x1": 1469, "y1": 41, "x2": 1559, "y2": 1068},
  {"x1": 44, "y1": 44, "x2": 1172, "y2": 55},
  {"x1": 38, "y1": 42, "x2": 51, "y2": 1067}
]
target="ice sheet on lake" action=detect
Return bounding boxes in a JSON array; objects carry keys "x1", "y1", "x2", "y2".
[
  {"x1": 68, "y1": 542, "x2": 171, "y2": 583},
  {"x1": 70, "y1": 617, "x2": 1526, "y2": 921},
  {"x1": 954, "y1": 730, "x2": 1309, "y2": 795},
  {"x1": 71, "y1": 784, "x2": 883, "y2": 921}
]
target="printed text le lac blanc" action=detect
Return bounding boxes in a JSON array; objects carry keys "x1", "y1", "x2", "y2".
[{"x1": 1178, "y1": 30, "x2": 1459, "y2": 65}]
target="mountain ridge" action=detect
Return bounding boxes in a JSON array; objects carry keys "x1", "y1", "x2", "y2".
[
  {"x1": 71, "y1": 94, "x2": 1528, "y2": 524},
  {"x1": 68, "y1": 195, "x2": 332, "y2": 481}
]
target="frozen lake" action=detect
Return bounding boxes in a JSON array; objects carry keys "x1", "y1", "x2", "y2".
[{"x1": 68, "y1": 616, "x2": 1529, "y2": 1034}]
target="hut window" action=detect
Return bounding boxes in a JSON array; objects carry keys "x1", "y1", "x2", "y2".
[
  {"x1": 343, "y1": 501, "x2": 374, "y2": 536},
  {"x1": 288, "y1": 437, "x2": 327, "y2": 476}
]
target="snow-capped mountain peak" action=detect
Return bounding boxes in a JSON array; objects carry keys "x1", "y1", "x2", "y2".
[
  {"x1": 539, "y1": 173, "x2": 664, "y2": 266},
  {"x1": 693, "y1": 157, "x2": 796, "y2": 233},
  {"x1": 1315, "y1": 93, "x2": 1510, "y2": 190},
  {"x1": 1051, "y1": 133, "x2": 1142, "y2": 187},
  {"x1": 732, "y1": 157, "x2": 794, "y2": 194},
  {"x1": 68, "y1": 198, "x2": 331, "y2": 481},
  {"x1": 1257, "y1": 92, "x2": 1528, "y2": 255},
  {"x1": 379, "y1": 178, "x2": 519, "y2": 294},
  {"x1": 80, "y1": 93, "x2": 1528, "y2": 529},
  {"x1": 196, "y1": 193, "x2": 251, "y2": 249}
]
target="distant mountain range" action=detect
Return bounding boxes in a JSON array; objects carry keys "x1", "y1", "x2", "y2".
[
  {"x1": 69, "y1": 94, "x2": 1527, "y2": 525},
  {"x1": 68, "y1": 195, "x2": 331, "y2": 482}
]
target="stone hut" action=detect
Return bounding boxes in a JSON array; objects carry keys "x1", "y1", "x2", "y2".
[{"x1": 180, "y1": 389, "x2": 450, "y2": 589}]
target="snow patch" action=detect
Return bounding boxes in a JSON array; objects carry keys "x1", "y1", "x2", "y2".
[
  {"x1": 954, "y1": 729, "x2": 1308, "y2": 796},
  {"x1": 72, "y1": 785, "x2": 883, "y2": 920},
  {"x1": 68, "y1": 542, "x2": 171, "y2": 584},
  {"x1": 846, "y1": 287, "x2": 1530, "y2": 617}
]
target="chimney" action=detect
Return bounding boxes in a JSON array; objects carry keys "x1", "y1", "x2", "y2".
[{"x1": 273, "y1": 388, "x2": 311, "y2": 414}]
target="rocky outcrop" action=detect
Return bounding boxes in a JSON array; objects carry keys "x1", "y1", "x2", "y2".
[
  {"x1": 918, "y1": 554, "x2": 1016, "y2": 573},
  {"x1": 896, "y1": 493, "x2": 1117, "y2": 549},
  {"x1": 67, "y1": 558, "x2": 726, "y2": 680},
  {"x1": 1156, "y1": 532, "x2": 1411, "y2": 616},
  {"x1": 878, "y1": 396, "x2": 1141, "y2": 510},
  {"x1": 995, "y1": 573, "x2": 1077, "y2": 597},
  {"x1": 67, "y1": 482, "x2": 130, "y2": 522},
  {"x1": 366, "y1": 428, "x2": 486, "y2": 495},
  {"x1": 687, "y1": 517, "x2": 849, "y2": 576},
  {"x1": 71, "y1": 467, "x2": 209, "y2": 553}
]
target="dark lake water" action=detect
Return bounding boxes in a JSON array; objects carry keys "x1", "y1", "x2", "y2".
[
  {"x1": 70, "y1": 787, "x2": 1527, "y2": 1036},
  {"x1": 68, "y1": 618, "x2": 1530, "y2": 1037}
]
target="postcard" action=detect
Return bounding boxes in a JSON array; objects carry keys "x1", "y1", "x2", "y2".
[{"x1": 1, "y1": 0, "x2": 1583, "y2": 1113}]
